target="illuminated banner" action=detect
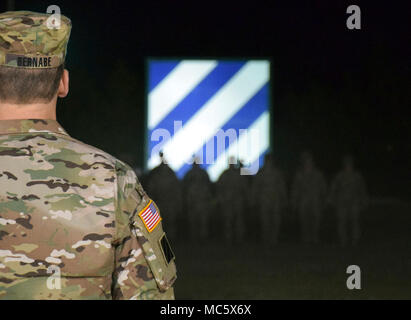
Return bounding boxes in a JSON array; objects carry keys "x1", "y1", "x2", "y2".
[{"x1": 146, "y1": 59, "x2": 271, "y2": 181}]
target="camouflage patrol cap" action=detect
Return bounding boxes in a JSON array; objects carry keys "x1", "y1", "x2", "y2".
[{"x1": 0, "y1": 11, "x2": 71, "y2": 68}]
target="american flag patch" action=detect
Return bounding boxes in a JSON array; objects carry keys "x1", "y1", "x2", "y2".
[{"x1": 138, "y1": 200, "x2": 161, "y2": 232}]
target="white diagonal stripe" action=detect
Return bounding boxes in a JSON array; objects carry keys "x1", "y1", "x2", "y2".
[
  {"x1": 148, "y1": 60, "x2": 270, "y2": 171},
  {"x1": 207, "y1": 111, "x2": 270, "y2": 181},
  {"x1": 148, "y1": 60, "x2": 218, "y2": 129}
]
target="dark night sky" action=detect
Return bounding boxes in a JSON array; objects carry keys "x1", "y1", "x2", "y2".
[{"x1": 1, "y1": 1, "x2": 410, "y2": 197}]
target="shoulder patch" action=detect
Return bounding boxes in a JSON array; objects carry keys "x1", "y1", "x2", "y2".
[{"x1": 138, "y1": 200, "x2": 161, "y2": 233}]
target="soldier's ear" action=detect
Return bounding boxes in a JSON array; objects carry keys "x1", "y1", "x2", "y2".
[{"x1": 58, "y1": 69, "x2": 69, "y2": 98}]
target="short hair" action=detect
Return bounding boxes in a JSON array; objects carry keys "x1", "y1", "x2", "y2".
[{"x1": 0, "y1": 65, "x2": 64, "y2": 104}]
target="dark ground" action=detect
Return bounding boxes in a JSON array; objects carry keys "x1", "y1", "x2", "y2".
[{"x1": 172, "y1": 200, "x2": 411, "y2": 299}]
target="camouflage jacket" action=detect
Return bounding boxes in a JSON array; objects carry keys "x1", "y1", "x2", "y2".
[{"x1": 0, "y1": 119, "x2": 176, "y2": 300}]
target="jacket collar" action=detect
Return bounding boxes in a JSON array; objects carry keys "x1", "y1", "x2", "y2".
[{"x1": 0, "y1": 119, "x2": 69, "y2": 136}]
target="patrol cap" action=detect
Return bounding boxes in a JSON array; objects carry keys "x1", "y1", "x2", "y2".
[{"x1": 0, "y1": 11, "x2": 71, "y2": 68}]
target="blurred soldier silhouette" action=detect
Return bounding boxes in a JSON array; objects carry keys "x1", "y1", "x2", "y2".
[
  {"x1": 329, "y1": 155, "x2": 368, "y2": 246},
  {"x1": 146, "y1": 152, "x2": 182, "y2": 241},
  {"x1": 238, "y1": 159, "x2": 252, "y2": 179},
  {"x1": 182, "y1": 156, "x2": 213, "y2": 242},
  {"x1": 291, "y1": 152, "x2": 327, "y2": 244},
  {"x1": 217, "y1": 156, "x2": 247, "y2": 244},
  {"x1": 252, "y1": 154, "x2": 287, "y2": 245}
]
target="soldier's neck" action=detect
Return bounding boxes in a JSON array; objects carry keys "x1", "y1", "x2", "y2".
[{"x1": 0, "y1": 100, "x2": 57, "y2": 120}]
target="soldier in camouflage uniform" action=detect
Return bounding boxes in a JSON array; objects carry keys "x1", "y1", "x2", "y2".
[
  {"x1": 0, "y1": 11, "x2": 176, "y2": 300},
  {"x1": 329, "y1": 155, "x2": 368, "y2": 246},
  {"x1": 216, "y1": 157, "x2": 247, "y2": 244},
  {"x1": 252, "y1": 154, "x2": 287, "y2": 245},
  {"x1": 145, "y1": 152, "x2": 182, "y2": 242},
  {"x1": 291, "y1": 152, "x2": 327, "y2": 244},
  {"x1": 182, "y1": 157, "x2": 213, "y2": 242}
]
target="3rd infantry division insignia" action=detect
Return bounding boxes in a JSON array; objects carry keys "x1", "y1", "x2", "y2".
[{"x1": 138, "y1": 200, "x2": 161, "y2": 232}]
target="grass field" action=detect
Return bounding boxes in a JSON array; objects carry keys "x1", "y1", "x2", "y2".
[{"x1": 172, "y1": 200, "x2": 411, "y2": 299}]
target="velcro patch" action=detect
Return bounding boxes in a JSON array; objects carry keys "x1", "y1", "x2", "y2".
[{"x1": 159, "y1": 233, "x2": 175, "y2": 265}]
